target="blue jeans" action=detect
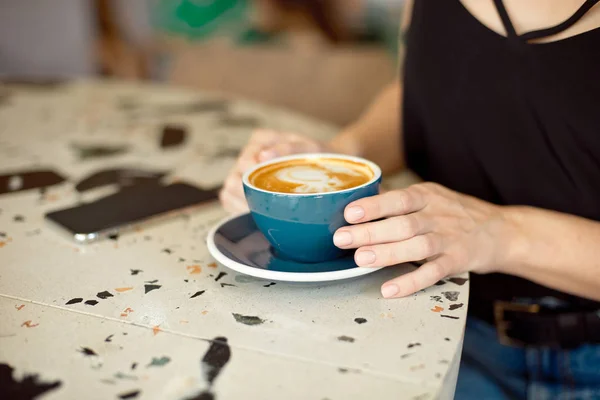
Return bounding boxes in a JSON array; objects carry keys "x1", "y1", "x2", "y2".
[{"x1": 456, "y1": 318, "x2": 600, "y2": 400}]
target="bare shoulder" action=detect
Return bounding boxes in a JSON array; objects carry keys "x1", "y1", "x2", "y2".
[{"x1": 401, "y1": 0, "x2": 414, "y2": 33}]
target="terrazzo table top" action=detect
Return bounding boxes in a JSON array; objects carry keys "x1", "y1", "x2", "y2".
[{"x1": 0, "y1": 80, "x2": 469, "y2": 400}]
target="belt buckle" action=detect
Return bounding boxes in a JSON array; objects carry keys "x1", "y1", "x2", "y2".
[{"x1": 494, "y1": 301, "x2": 540, "y2": 347}]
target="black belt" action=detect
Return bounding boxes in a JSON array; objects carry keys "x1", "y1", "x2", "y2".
[{"x1": 491, "y1": 301, "x2": 600, "y2": 349}]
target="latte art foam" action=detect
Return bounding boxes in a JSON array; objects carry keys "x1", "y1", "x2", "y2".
[{"x1": 250, "y1": 157, "x2": 374, "y2": 194}]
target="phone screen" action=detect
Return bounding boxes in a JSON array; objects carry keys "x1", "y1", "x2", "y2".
[{"x1": 45, "y1": 183, "x2": 220, "y2": 242}]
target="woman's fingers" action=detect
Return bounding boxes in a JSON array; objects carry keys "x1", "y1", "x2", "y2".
[
  {"x1": 353, "y1": 233, "x2": 443, "y2": 267},
  {"x1": 344, "y1": 187, "x2": 429, "y2": 224},
  {"x1": 380, "y1": 256, "x2": 453, "y2": 298},
  {"x1": 219, "y1": 187, "x2": 249, "y2": 214},
  {"x1": 333, "y1": 214, "x2": 432, "y2": 248},
  {"x1": 219, "y1": 129, "x2": 327, "y2": 213},
  {"x1": 222, "y1": 173, "x2": 245, "y2": 200}
]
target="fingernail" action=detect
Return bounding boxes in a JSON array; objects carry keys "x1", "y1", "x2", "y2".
[
  {"x1": 356, "y1": 250, "x2": 375, "y2": 266},
  {"x1": 381, "y1": 284, "x2": 399, "y2": 298},
  {"x1": 259, "y1": 149, "x2": 277, "y2": 161},
  {"x1": 346, "y1": 206, "x2": 365, "y2": 222},
  {"x1": 333, "y1": 231, "x2": 352, "y2": 247}
]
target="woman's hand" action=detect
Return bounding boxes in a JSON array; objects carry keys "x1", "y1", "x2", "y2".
[
  {"x1": 333, "y1": 182, "x2": 518, "y2": 298},
  {"x1": 219, "y1": 129, "x2": 330, "y2": 213}
]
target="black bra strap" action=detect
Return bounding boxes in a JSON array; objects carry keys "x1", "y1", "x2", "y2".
[
  {"x1": 492, "y1": 0, "x2": 518, "y2": 38},
  {"x1": 520, "y1": 0, "x2": 600, "y2": 41}
]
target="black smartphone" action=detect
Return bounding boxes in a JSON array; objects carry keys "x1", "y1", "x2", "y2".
[{"x1": 45, "y1": 183, "x2": 220, "y2": 243}]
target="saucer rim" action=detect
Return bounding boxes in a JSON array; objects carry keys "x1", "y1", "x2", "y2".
[{"x1": 206, "y1": 213, "x2": 383, "y2": 282}]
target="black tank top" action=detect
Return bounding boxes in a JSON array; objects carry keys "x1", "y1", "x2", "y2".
[{"x1": 403, "y1": 0, "x2": 600, "y2": 319}]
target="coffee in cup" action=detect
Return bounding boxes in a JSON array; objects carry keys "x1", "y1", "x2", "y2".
[{"x1": 248, "y1": 157, "x2": 374, "y2": 194}]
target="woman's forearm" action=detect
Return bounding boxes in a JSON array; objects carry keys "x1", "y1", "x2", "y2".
[
  {"x1": 503, "y1": 206, "x2": 600, "y2": 301},
  {"x1": 328, "y1": 80, "x2": 404, "y2": 174}
]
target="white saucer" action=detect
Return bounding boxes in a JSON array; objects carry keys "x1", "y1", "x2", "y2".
[{"x1": 206, "y1": 213, "x2": 382, "y2": 283}]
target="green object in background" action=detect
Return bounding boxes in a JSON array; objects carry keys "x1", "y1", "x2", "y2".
[
  {"x1": 363, "y1": 2, "x2": 402, "y2": 58},
  {"x1": 150, "y1": 0, "x2": 396, "y2": 52},
  {"x1": 175, "y1": 0, "x2": 239, "y2": 29},
  {"x1": 151, "y1": 0, "x2": 250, "y2": 40}
]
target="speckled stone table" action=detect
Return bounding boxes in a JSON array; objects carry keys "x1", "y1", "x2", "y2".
[{"x1": 0, "y1": 80, "x2": 469, "y2": 400}]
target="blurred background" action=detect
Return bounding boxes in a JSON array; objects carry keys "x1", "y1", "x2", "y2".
[{"x1": 0, "y1": 0, "x2": 404, "y2": 126}]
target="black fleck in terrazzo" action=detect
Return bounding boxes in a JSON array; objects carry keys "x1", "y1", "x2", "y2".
[
  {"x1": 447, "y1": 277, "x2": 468, "y2": 286},
  {"x1": 0, "y1": 363, "x2": 62, "y2": 399},
  {"x1": 144, "y1": 284, "x2": 161, "y2": 294},
  {"x1": 232, "y1": 313, "x2": 265, "y2": 326},
  {"x1": 160, "y1": 124, "x2": 187, "y2": 148},
  {"x1": 190, "y1": 290, "x2": 206, "y2": 299},
  {"x1": 66, "y1": 298, "x2": 83, "y2": 305},
  {"x1": 201, "y1": 337, "x2": 231, "y2": 385},
  {"x1": 108, "y1": 233, "x2": 119, "y2": 241},
  {"x1": 96, "y1": 291, "x2": 114, "y2": 299},
  {"x1": 118, "y1": 389, "x2": 141, "y2": 399},
  {"x1": 441, "y1": 291, "x2": 460, "y2": 302},
  {"x1": 185, "y1": 336, "x2": 232, "y2": 400},
  {"x1": 186, "y1": 392, "x2": 215, "y2": 400},
  {"x1": 441, "y1": 315, "x2": 460, "y2": 320},
  {"x1": 214, "y1": 272, "x2": 227, "y2": 282},
  {"x1": 79, "y1": 347, "x2": 97, "y2": 356}
]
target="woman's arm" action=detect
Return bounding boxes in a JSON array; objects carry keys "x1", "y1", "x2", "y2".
[
  {"x1": 328, "y1": 0, "x2": 413, "y2": 174},
  {"x1": 504, "y1": 206, "x2": 600, "y2": 301},
  {"x1": 329, "y1": 80, "x2": 404, "y2": 174}
]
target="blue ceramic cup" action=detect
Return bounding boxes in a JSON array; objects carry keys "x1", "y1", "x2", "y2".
[{"x1": 243, "y1": 153, "x2": 381, "y2": 263}]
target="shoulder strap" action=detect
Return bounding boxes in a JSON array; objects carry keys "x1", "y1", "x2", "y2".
[
  {"x1": 492, "y1": 0, "x2": 518, "y2": 39},
  {"x1": 520, "y1": 0, "x2": 600, "y2": 41}
]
